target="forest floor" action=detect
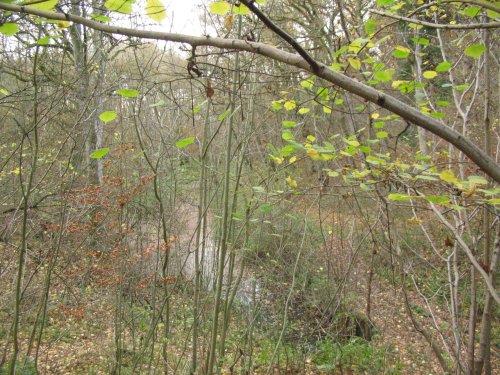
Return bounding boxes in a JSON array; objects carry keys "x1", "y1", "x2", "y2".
[{"x1": 1, "y1": 208, "x2": 498, "y2": 374}]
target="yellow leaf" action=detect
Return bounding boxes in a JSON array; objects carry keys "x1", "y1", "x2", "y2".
[
  {"x1": 284, "y1": 100, "x2": 296, "y2": 110},
  {"x1": 57, "y1": 21, "x2": 71, "y2": 28},
  {"x1": 306, "y1": 148, "x2": 320, "y2": 160},
  {"x1": 423, "y1": 70, "x2": 437, "y2": 79},
  {"x1": 209, "y1": 1, "x2": 231, "y2": 15},
  {"x1": 146, "y1": 0, "x2": 167, "y2": 22},
  {"x1": 105, "y1": 0, "x2": 134, "y2": 14},
  {"x1": 391, "y1": 80, "x2": 406, "y2": 88},
  {"x1": 395, "y1": 45, "x2": 410, "y2": 53},
  {"x1": 371, "y1": 112, "x2": 380, "y2": 119},
  {"x1": 23, "y1": 0, "x2": 58, "y2": 11},
  {"x1": 289, "y1": 156, "x2": 297, "y2": 164},
  {"x1": 348, "y1": 57, "x2": 361, "y2": 70},
  {"x1": 286, "y1": 176, "x2": 297, "y2": 187},
  {"x1": 464, "y1": 184, "x2": 477, "y2": 198},
  {"x1": 224, "y1": 14, "x2": 235, "y2": 31},
  {"x1": 273, "y1": 157, "x2": 284, "y2": 165},
  {"x1": 408, "y1": 217, "x2": 423, "y2": 225},
  {"x1": 439, "y1": 170, "x2": 458, "y2": 183}
]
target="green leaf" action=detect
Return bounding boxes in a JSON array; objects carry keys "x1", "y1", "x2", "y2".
[
  {"x1": 175, "y1": 137, "x2": 195, "y2": 148},
  {"x1": 416, "y1": 175, "x2": 438, "y2": 181},
  {"x1": 37, "y1": 36, "x2": 55, "y2": 45},
  {"x1": 23, "y1": 0, "x2": 58, "y2": 11},
  {"x1": 376, "y1": 0, "x2": 395, "y2": 5},
  {"x1": 316, "y1": 87, "x2": 329, "y2": 97},
  {"x1": 99, "y1": 111, "x2": 117, "y2": 123},
  {"x1": 423, "y1": 196, "x2": 449, "y2": 204},
  {"x1": 104, "y1": 0, "x2": 136, "y2": 14},
  {"x1": 435, "y1": 61, "x2": 451, "y2": 72},
  {"x1": 392, "y1": 49, "x2": 410, "y2": 59},
  {"x1": 233, "y1": 3, "x2": 250, "y2": 15},
  {"x1": 388, "y1": 193, "x2": 412, "y2": 201},
  {"x1": 209, "y1": 1, "x2": 231, "y2": 15},
  {"x1": 485, "y1": 198, "x2": 500, "y2": 205},
  {"x1": 487, "y1": 9, "x2": 500, "y2": 18},
  {"x1": 282, "y1": 121, "x2": 297, "y2": 128},
  {"x1": 344, "y1": 138, "x2": 360, "y2": 147},
  {"x1": 116, "y1": 89, "x2": 140, "y2": 98},
  {"x1": 259, "y1": 203, "x2": 272, "y2": 213},
  {"x1": 465, "y1": 44, "x2": 486, "y2": 59},
  {"x1": 90, "y1": 148, "x2": 110, "y2": 159},
  {"x1": 376, "y1": 131, "x2": 388, "y2": 138},
  {"x1": 366, "y1": 155, "x2": 386, "y2": 165},
  {"x1": 415, "y1": 154, "x2": 432, "y2": 162},
  {"x1": 146, "y1": 0, "x2": 167, "y2": 23},
  {"x1": 411, "y1": 37, "x2": 429, "y2": 46},
  {"x1": 282, "y1": 130, "x2": 294, "y2": 141},
  {"x1": 373, "y1": 70, "x2": 393, "y2": 82},
  {"x1": 463, "y1": 6, "x2": 481, "y2": 17},
  {"x1": 92, "y1": 14, "x2": 112, "y2": 22},
  {"x1": 364, "y1": 19, "x2": 377, "y2": 35},
  {"x1": 392, "y1": 46, "x2": 410, "y2": 59},
  {"x1": 297, "y1": 107, "x2": 310, "y2": 115},
  {"x1": 436, "y1": 101, "x2": 449, "y2": 107},
  {"x1": 468, "y1": 176, "x2": 488, "y2": 185},
  {"x1": 271, "y1": 101, "x2": 283, "y2": 110},
  {"x1": 430, "y1": 112, "x2": 445, "y2": 119},
  {"x1": 360, "y1": 183, "x2": 373, "y2": 191},
  {"x1": 455, "y1": 84, "x2": 469, "y2": 91},
  {"x1": 192, "y1": 100, "x2": 207, "y2": 113},
  {"x1": 300, "y1": 78, "x2": 314, "y2": 89},
  {"x1": 0, "y1": 23, "x2": 19, "y2": 36},
  {"x1": 327, "y1": 170, "x2": 339, "y2": 177},
  {"x1": 218, "y1": 108, "x2": 230, "y2": 121}
]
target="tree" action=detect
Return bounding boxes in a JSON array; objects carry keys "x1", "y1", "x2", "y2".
[
  {"x1": 0, "y1": 1, "x2": 498, "y2": 181},
  {"x1": 0, "y1": 0, "x2": 498, "y2": 374}
]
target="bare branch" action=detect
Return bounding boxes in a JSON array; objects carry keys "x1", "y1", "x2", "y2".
[
  {"x1": 441, "y1": 0, "x2": 500, "y2": 14},
  {"x1": 239, "y1": 0, "x2": 320, "y2": 73},
  {"x1": 426, "y1": 199, "x2": 500, "y2": 305},
  {"x1": 1, "y1": 3, "x2": 499, "y2": 182},
  {"x1": 370, "y1": 9, "x2": 500, "y2": 29}
]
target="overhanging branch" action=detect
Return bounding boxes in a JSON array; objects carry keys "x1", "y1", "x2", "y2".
[
  {"x1": 370, "y1": 9, "x2": 500, "y2": 29},
  {"x1": 441, "y1": 0, "x2": 500, "y2": 14},
  {"x1": 1, "y1": 3, "x2": 499, "y2": 183},
  {"x1": 239, "y1": 0, "x2": 320, "y2": 73}
]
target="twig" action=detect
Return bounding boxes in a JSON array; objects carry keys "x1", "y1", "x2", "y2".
[
  {"x1": 370, "y1": 9, "x2": 500, "y2": 29},
  {"x1": 239, "y1": 0, "x2": 320, "y2": 73}
]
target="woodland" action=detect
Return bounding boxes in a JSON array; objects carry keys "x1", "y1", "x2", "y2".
[{"x1": 0, "y1": 0, "x2": 499, "y2": 374}]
